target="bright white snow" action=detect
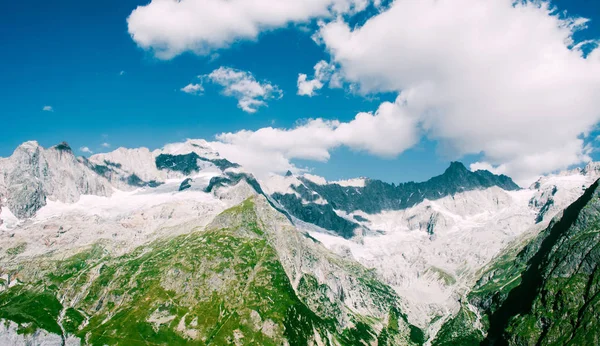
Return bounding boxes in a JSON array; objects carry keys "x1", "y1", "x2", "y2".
[
  {"x1": 302, "y1": 173, "x2": 328, "y2": 185},
  {"x1": 330, "y1": 178, "x2": 366, "y2": 187}
]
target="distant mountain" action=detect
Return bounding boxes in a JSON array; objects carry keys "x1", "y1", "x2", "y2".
[{"x1": 267, "y1": 161, "x2": 520, "y2": 238}]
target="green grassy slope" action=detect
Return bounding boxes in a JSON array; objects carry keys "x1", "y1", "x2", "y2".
[{"x1": 0, "y1": 197, "x2": 422, "y2": 345}]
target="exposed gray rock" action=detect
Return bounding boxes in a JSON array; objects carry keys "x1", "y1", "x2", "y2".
[
  {"x1": 0, "y1": 141, "x2": 112, "y2": 218},
  {"x1": 178, "y1": 178, "x2": 193, "y2": 191},
  {"x1": 0, "y1": 319, "x2": 80, "y2": 346}
]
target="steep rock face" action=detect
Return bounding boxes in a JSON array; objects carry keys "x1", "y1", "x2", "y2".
[
  {"x1": 435, "y1": 178, "x2": 600, "y2": 345},
  {"x1": 0, "y1": 197, "x2": 422, "y2": 345},
  {"x1": 156, "y1": 152, "x2": 239, "y2": 174},
  {"x1": 0, "y1": 142, "x2": 112, "y2": 219},
  {"x1": 271, "y1": 191, "x2": 359, "y2": 239}
]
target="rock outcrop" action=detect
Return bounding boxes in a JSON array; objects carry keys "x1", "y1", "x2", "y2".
[{"x1": 0, "y1": 141, "x2": 112, "y2": 218}]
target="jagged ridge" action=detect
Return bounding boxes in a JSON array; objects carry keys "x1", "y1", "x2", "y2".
[{"x1": 271, "y1": 161, "x2": 520, "y2": 238}]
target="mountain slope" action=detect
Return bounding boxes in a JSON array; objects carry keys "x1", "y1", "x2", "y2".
[
  {"x1": 0, "y1": 196, "x2": 422, "y2": 345},
  {"x1": 434, "y1": 178, "x2": 600, "y2": 345}
]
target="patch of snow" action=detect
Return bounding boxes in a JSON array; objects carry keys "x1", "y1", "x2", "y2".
[
  {"x1": 330, "y1": 178, "x2": 366, "y2": 187},
  {"x1": 34, "y1": 187, "x2": 219, "y2": 221},
  {"x1": 302, "y1": 174, "x2": 327, "y2": 185},
  {"x1": 163, "y1": 171, "x2": 221, "y2": 187},
  {"x1": 147, "y1": 310, "x2": 176, "y2": 329},
  {"x1": 0, "y1": 206, "x2": 19, "y2": 230},
  {"x1": 332, "y1": 208, "x2": 360, "y2": 223}
]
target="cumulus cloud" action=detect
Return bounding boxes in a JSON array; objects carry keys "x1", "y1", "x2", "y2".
[
  {"x1": 212, "y1": 96, "x2": 419, "y2": 177},
  {"x1": 315, "y1": 0, "x2": 600, "y2": 183},
  {"x1": 101, "y1": 142, "x2": 111, "y2": 148},
  {"x1": 42, "y1": 106, "x2": 53, "y2": 112},
  {"x1": 297, "y1": 74, "x2": 323, "y2": 97},
  {"x1": 297, "y1": 60, "x2": 341, "y2": 96},
  {"x1": 80, "y1": 147, "x2": 93, "y2": 154},
  {"x1": 180, "y1": 83, "x2": 204, "y2": 95},
  {"x1": 204, "y1": 67, "x2": 282, "y2": 113},
  {"x1": 127, "y1": 0, "x2": 370, "y2": 59}
]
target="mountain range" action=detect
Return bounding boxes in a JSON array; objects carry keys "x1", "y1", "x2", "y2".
[{"x1": 1, "y1": 139, "x2": 599, "y2": 345}]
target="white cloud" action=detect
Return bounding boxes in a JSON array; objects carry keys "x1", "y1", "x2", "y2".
[
  {"x1": 101, "y1": 142, "x2": 111, "y2": 148},
  {"x1": 297, "y1": 60, "x2": 340, "y2": 96},
  {"x1": 212, "y1": 96, "x2": 419, "y2": 178},
  {"x1": 204, "y1": 67, "x2": 282, "y2": 113},
  {"x1": 80, "y1": 147, "x2": 93, "y2": 154},
  {"x1": 297, "y1": 74, "x2": 324, "y2": 97},
  {"x1": 181, "y1": 83, "x2": 204, "y2": 95},
  {"x1": 315, "y1": 0, "x2": 600, "y2": 183},
  {"x1": 42, "y1": 106, "x2": 53, "y2": 112},
  {"x1": 127, "y1": 0, "x2": 370, "y2": 59}
]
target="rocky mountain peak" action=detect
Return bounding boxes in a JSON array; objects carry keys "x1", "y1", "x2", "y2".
[
  {"x1": 444, "y1": 161, "x2": 469, "y2": 175},
  {"x1": 52, "y1": 141, "x2": 72, "y2": 152},
  {"x1": 428, "y1": 161, "x2": 520, "y2": 192},
  {"x1": 0, "y1": 141, "x2": 113, "y2": 219}
]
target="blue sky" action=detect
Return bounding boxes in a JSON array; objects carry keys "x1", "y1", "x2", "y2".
[{"x1": 1, "y1": 0, "x2": 600, "y2": 184}]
